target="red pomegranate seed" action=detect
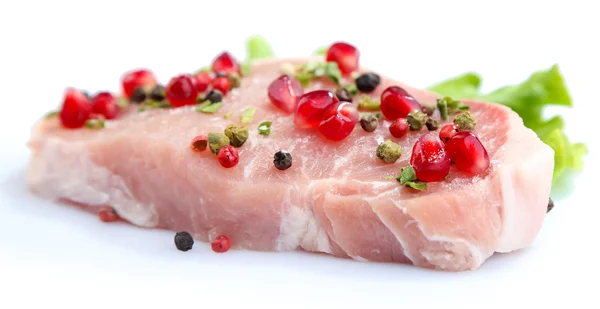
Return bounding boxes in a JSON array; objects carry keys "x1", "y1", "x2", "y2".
[
  {"x1": 211, "y1": 235, "x2": 231, "y2": 253},
  {"x1": 98, "y1": 207, "x2": 119, "y2": 222},
  {"x1": 439, "y1": 124, "x2": 460, "y2": 143},
  {"x1": 91, "y1": 92, "x2": 119, "y2": 120},
  {"x1": 194, "y1": 71, "x2": 213, "y2": 93},
  {"x1": 380, "y1": 86, "x2": 423, "y2": 120},
  {"x1": 318, "y1": 102, "x2": 359, "y2": 141},
  {"x1": 217, "y1": 145, "x2": 239, "y2": 168},
  {"x1": 267, "y1": 75, "x2": 304, "y2": 114},
  {"x1": 445, "y1": 131, "x2": 490, "y2": 176},
  {"x1": 211, "y1": 52, "x2": 240, "y2": 75},
  {"x1": 294, "y1": 90, "x2": 339, "y2": 129},
  {"x1": 326, "y1": 42, "x2": 359, "y2": 76},
  {"x1": 165, "y1": 74, "x2": 198, "y2": 107},
  {"x1": 410, "y1": 134, "x2": 451, "y2": 182},
  {"x1": 190, "y1": 135, "x2": 208, "y2": 152},
  {"x1": 121, "y1": 69, "x2": 157, "y2": 98},
  {"x1": 59, "y1": 88, "x2": 92, "y2": 129},
  {"x1": 212, "y1": 76, "x2": 231, "y2": 95},
  {"x1": 389, "y1": 118, "x2": 409, "y2": 138}
]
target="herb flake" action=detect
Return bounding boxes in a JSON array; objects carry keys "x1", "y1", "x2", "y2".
[
  {"x1": 85, "y1": 119, "x2": 105, "y2": 130},
  {"x1": 357, "y1": 95, "x2": 381, "y2": 111},
  {"x1": 258, "y1": 121, "x2": 272, "y2": 136},
  {"x1": 396, "y1": 166, "x2": 427, "y2": 191},
  {"x1": 196, "y1": 102, "x2": 223, "y2": 114},
  {"x1": 240, "y1": 107, "x2": 256, "y2": 124}
]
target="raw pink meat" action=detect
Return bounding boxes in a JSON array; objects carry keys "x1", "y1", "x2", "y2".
[{"x1": 26, "y1": 58, "x2": 554, "y2": 271}]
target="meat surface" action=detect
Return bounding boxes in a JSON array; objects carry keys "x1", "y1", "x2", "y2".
[{"x1": 26, "y1": 58, "x2": 554, "y2": 271}]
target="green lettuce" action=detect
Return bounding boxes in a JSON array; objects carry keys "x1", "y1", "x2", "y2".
[{"x1": 428, "y1": 65, "x2": 587, "y2": 191}]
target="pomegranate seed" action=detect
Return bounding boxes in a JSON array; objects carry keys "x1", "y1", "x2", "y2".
[
  {"x1": 318, "y1": 102, "x2": 359, "y2": 141},
  {"x1": 98, "y1": 207, "x2": 119, "y2": 222},
  {"x1": 410, "y1": 134, "x2": 451, "y2": 182},
  {"x1": 439, "y1": 124, "x2": 460, "y2": 143},
  {"x1": 294, "y1": 90, "x2": 339, "y2": 129},
  {"x1": 121, "y1": 69, "x2": 157, "y2": 98},
  {"x1": 59, "y1": 88, "x2": 92, "y2": 129},
  {"x1": 211, "y1": 52, "x2": 240, "y2": 75},
  {"x1": 380, "y1": 86, "x2": 423, "y2": 120},
  {"x1": 217, "y1": 145, "x2": 239, "y2": 168},
  {"x1": 267, "y1": 75, "x2": 304, "y2": 114},
  {"x1": 326, "y1": 42, "x2": 359, "y2": 76},
  {"x1": 194, "y1": 71, "x2": 213, "y2": 93},
  {"x1": 445, "y1": 131, "x2": 490, "y2": 176},
  {"x1": 165, "y1": 74, "x2": 198, "y2": 107},
  {"x1": 211, "y1": 235, "x2": 231, "y2": 253},
  {"x1": 91, "y1": 92, "x2": 119, "y2": 120},
  {"x1": 212, "y1": 76, "x2": 231, "y2": 95},
  {"x1": 389, "y1": 118, "x2": 409, "y2": 138},
  {"x1": 190, "y1": 135, "x2": 208, "y2": 152}
]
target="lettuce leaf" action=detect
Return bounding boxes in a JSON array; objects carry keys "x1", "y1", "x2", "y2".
[{"x1": 428, "y1": 65, "x2": 587, "y2": 191}]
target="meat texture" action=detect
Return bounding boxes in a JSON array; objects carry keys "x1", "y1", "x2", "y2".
[{"x1": 26, "y1": 58, "x2": 554, "y2": 271}]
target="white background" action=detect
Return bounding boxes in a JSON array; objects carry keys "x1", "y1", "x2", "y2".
[{"x1": 1, "y1": 0, "x2": 599, "y2": 308}]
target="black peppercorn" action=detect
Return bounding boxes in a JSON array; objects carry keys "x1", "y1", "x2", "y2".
[
  {"x1": 205, "y1": 90, "x2": 223, "y2": 103},
  {"x1": 174, "y1": 231, "x2": 194, "y2": 252},
  {"x1": 273, "y1": 150, "x2": 292, "y2": 170},
  {"x1": 149, "y1": 85, "x2": 165, "y2": 101},
  {"x1": 360, "y1": 115, "x2": 378, "y2": 132},
  {"x1": 355, "y1": 73, "x2": 381, "y2": 93},
  {"x1": 547, "y1": 198, "x2": 554, "y2": 213},
  {"x1": 425, "y1": 118, "x2": 439, "y2": 131},
  {"x1": 130, "y1": 87, "x2": 147, "y2": 103},
  {"x1": 215, "y1": 72, "x2": 228, "y2": 78},
  {"x1": 335, "y1": 87, "x2": 353, "y2": 102}
]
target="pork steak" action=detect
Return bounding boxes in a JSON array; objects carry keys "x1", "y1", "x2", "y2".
[{"x1": 26, "y1": 58, "x2": 554, "y2": 271}]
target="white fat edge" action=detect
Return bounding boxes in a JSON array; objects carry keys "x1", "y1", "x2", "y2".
[
  {"x1": 349, "y1": 255, "x2": 369, "y2": 262},
  {"x1": 28, "y1": 137, "x2": 158, "y2": 228},
  {"x1": 417, "y1": 233, "x2": 484, "y2": 270},
  {"x1": 276, "y1": 182, "x2": 332, "y2": 254}
]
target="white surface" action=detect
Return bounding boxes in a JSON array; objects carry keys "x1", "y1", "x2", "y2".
[{"x1": 1, "y1": 0, "x2": 599, "y2": 308}]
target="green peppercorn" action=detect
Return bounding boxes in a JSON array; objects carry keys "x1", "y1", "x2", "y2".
[
  {"x1": 376, "y1": 140, "x2": 402, "y2": 163},
  {"x1": 149, "y1": 85, "x2": 165, "y2": 101},
  {"x1": 224, "y1": 124, "x2": 249, "y2": 147},
  {"x1": 453, "y1": 111, "x2": 477, "y2": 130},
  {"x1": 130, "y1": 87, "x2": 147, "y2": 104},
  {"x1": 360, "y1": 114, "x2": 378, "y2": 132},
  {"x1": 335, "y1": 87, "x2": 353, "y2": 102},
  {"x1": 207, "y1": 133, "x2": 230, "y2": 155},
  {"x1": 425, "y1": 118, "x2": 439, "y2": 131},
  {"x1": 229, "y1": 73, "x2": 241, "y2": 88},
  {"x1": 407, "y1": 110, "x2": 427, "y2": 131}
]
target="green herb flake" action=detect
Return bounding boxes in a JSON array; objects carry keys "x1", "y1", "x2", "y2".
[
  {"x1": 139, "y1": 100, "x2": 171, "y2": 112},
  {"x1": 44, "y1": 110, "x2": 59, "y2": 119},
  {"x1": 117, "y1": 97, "x2": 129, "y2": 108},
  {"x1": 343, "y1": 83, "x2": 359, "y2": 96},
  {"x1": 196, "y1": 102, "x2": 223, "y2": 114},
  {"x1": 295, "y1": 72, "x2": 311, "y2": 87},
  {"x1": 325, "y1": 62, "x2": 342, "y2": 85},
  {"x1": 357, "y1": 95, "x2": 381, "y2": 111},
  {"x1": 360, "y1": 112, "x2": 382, "y2": 120},
  {"x1": 240, "y1": 107, "x2": 256, "y2": 124},
  {"x1": 85, "y1": 119, "x2": 105, "y2": 130},
  {"x1": 396, "y1": 166, "x2": 427, "y2": 191},
  {"x1": 383, "y1": 175, "x2": 396, "y2": 180},
  {"x1": 313, "y1": 46, "x2": 328, "y2": 56},
  {"x1": 295, "y1": 61, "x2": 343, "y2": 87},
  {"x1": 258, "y1": 121, "x2": 272, "y2": 136},
  {"x1": 223, "y1": 111, "x2": 234, "y2": 119},
  {"x1": 436, "y1": 98, "x2": 449, "y2": 120}
]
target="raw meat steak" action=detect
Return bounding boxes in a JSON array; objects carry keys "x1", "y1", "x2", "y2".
[{"x1": 26, "y1": 57, "x2": 554, "y2": 271}]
